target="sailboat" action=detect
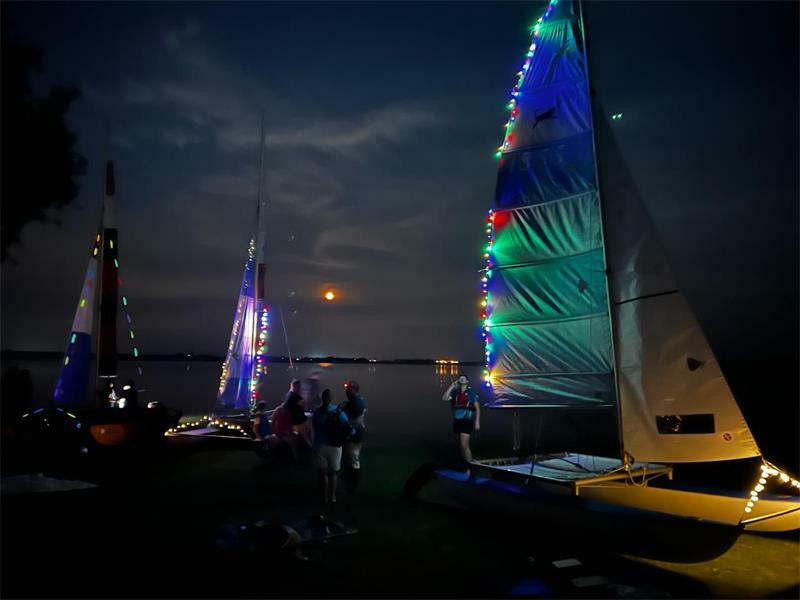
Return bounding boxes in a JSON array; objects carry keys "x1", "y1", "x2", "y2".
[
  {"x1": 37, "y1": 159, "x2": 179, "y2": 448},
  {"x1": 408, "y1": 0, "x2": 799, "y2": 539},
  {"x1": 166, "y1": 123, "x2": 271, "y2": 441}
]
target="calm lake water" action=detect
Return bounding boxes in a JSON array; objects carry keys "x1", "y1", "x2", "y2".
[{"x1": 3, "y1": 358, "x2": 619, "y2": 457}]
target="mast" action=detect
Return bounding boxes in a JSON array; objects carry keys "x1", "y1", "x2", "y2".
[
  {"x1": 577, "y1": 0, "x2": 626, "y2": 463},
  {"x1": 54, "y1": 150, "x2": 119, "y2": 407},
  {"x1": 216, "y1": 116, "x2": 271, "y2": 415},
  {"x1": 250, "y1": 115, "x2": 269, "y2": 411},
  {"x1": 96, "y1": 160, "x2": 119, "y2": 395}
]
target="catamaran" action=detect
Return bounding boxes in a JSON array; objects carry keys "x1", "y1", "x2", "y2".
[
  {"x1": 409, "y1": 0, "x2": 799, "y2": 537},
  {"x1": 39, "y1": 159, "x2": 179, "y2": 447},
  {"x1": 166, "y1": 122, "x2": 272, "y2": 441}
]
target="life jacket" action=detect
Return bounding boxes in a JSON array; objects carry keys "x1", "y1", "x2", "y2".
[{"x1": 451, "y1": 389, "x2": 476, "y2": 411}]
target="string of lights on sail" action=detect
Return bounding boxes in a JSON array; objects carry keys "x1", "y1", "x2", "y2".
[
  {"x1": 216, "y1": 239, "x2": 259, "y2": 414},
  {"x1": 54, "y1": 161, "x2": 142, "y2": 406},
  {"x1": 215, "y1": 121, "x2": 271, "y2": 417},
  {"x1": 482, "y1": 0, "x2": 616, "y2": 408}
]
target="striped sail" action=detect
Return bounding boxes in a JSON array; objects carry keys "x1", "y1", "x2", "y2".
[
  {"x1": 53, "y1": 233, "x2": 102, "y2": 405},
  {"x1": 485, "y1": 0, "x2": 615, "y2": 408},
  {"x1": 54, "y1": 160, "x2": 119, "y2": 406}
]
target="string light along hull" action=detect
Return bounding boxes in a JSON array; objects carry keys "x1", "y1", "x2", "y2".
[{"x1": 409, "y1": 0, "x2": 798, "y2": 538}]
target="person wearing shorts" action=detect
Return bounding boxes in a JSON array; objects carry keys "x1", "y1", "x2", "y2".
[
  {"x1": 342, "y1": 380, "x2": 367, "y2": 497},
  {"x1": 442, "y1": 374, "x2": 480, "y2": 469},
  {"x1": 311, "y1": 389, "x2": 351, "y2": 504}
]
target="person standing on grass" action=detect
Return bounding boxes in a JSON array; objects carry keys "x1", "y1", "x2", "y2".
[
  {"x1": 311, "y1": 389, "x2": 352, "y2": 504},
  {"x1": 442, "y1": 374, "x2": 480, "y2": 470},
  {"x1": 341, "y1": 380, "x2": 367, "y2": 497}
]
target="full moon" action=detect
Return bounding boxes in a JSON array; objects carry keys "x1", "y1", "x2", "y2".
[{"x1": 324, "y1": 291, "x2": 335, "y2": 301}]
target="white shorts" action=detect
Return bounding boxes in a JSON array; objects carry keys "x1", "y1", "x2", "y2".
[
  {"x1": 344, "y1": 442, "x2": 362, "y2": 469},
  {"x1": 314, "y1": 445, "x2": 342, "y2": 473}
]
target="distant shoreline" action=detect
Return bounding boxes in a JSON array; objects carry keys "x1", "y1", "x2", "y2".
[{"x1": 0, "y1": 350, "x2": 481, "y2": 366}]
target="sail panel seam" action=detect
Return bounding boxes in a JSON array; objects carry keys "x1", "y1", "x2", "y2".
[
  {"x1": 499, "y1": 130, "x2": 594, "y2": 158},
  {"x1": 491, "y1": 191, "x2": 596, "y2": 215},
  {"x1": 494, "y1": 371, "x2": 612, "y2": 378},
  {"x1": 490, "y1": 311, "x2": 606, "y2": 328},
  {"x1": 492, "y1": 247, "x2": 603, "y2": 271},
  {"x1": 615, "y1": 289, "x2": 680, "y2": 306}
]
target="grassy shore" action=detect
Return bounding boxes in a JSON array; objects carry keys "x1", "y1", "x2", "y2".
[{"x1": 2, "y1": 429, "x2": 798, "y2": 599}]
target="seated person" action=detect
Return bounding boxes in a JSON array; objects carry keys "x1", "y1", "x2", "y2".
[{"x1": 251, "y1": 401, "x2": 271, "y2": 441}]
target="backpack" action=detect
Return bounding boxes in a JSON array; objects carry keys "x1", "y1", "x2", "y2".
[{"x1": 323, "y1": 407, "x2": 350, "y2": 448}]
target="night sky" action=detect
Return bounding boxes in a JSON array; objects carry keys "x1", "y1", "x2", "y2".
[{"x1": 2, "y1": 1, "x2": 797, "y2": 371}]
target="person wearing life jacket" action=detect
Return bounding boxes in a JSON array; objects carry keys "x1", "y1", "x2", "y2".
[{"x1": 442, "y1": 374, "x2": 481, "y2": 470}]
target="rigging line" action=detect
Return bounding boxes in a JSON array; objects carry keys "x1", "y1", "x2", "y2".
[
  {"x1": 278, "y1": 305, "x2": 295, "y2": 371},
  {"x1": 529, "y1": 411, "x2": 545, "y2": 475},
  {"x1": 615, "y1": 289, "x2": 680, "y2": 306}
]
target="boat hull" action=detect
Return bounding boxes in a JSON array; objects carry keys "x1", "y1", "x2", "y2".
[
  {"x1": 405, "y1": 460, "x2": 796, "y2": 562},
  {"x1": 576, "y1": 480, "x2": 800, "y2": 533}
]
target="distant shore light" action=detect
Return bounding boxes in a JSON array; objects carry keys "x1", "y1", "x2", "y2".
[{"x1": 324, "y1": 291, "x2": 335, "y2": 301}]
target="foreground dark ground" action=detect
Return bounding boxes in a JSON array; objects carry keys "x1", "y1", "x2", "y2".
[{"x1": 2, "y1": 428, "x2": 799, "y2": 599}]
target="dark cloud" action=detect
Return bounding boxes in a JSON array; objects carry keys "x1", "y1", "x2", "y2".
[{"x1": 1, "y1": 1, "x2": 796, "y2": 369}]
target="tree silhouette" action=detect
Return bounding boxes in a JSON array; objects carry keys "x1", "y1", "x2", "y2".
[{"x1": 1, "y1": 33, "x2": 87, "y2": 262}]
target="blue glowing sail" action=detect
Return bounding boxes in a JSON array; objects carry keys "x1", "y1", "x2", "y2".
[
  {"x1": 53, "y1": 234, "x2": 102, "y2": 405},
  {"x1": 483, "y1": 0, "x2": 615, "y2": 408},
  {"x1": 54, "y1": 161, "x2": 119, "y2": 406},
  {"x1": 216, "y1": 240, "x2": 259, "y2": 414},
  {"x1": 215, "y1": 121, "x2": 270, "y2": 416}
]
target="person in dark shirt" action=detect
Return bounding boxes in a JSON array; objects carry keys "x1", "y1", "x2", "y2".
[
  {"x1": 284, "y1": 379, "x2": 312, "y2": 450},
  {"x1": 312, "y1": 389, "x2": 351, "y2": 504},
  {"x1": 342, "y1": 380, "x2": 367, "y2": 497},
  {"x1": 300, "y1": 371, "x2": 322, "y2": 411},
  {"x1": 284, "y1": 379, "x2": 306, "y2": 425}
]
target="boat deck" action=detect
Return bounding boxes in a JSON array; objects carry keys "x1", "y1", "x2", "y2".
[{"x1": 473, "y1": 453, "x2": 672, "y2": 487}]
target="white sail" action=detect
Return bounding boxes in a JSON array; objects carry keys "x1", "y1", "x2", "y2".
[{"x1": 592, "y1": 109, "x2": 760, "y2": 463}]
